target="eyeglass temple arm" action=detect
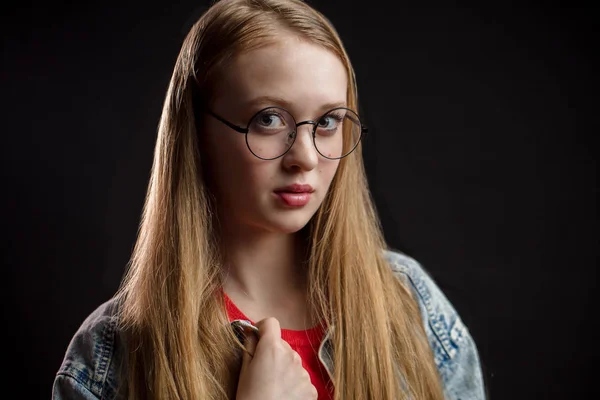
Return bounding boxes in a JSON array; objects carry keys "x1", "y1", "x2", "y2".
[
  {"x1": 206, "y1": 109, "x2": 249, "y2": 134},
  {"x1": 345, "y1": 114, "x2": 369, "y2": 135}
]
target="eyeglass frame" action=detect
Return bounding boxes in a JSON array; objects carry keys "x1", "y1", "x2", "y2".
[{"x1": 205, "y1": 106, "x2": 368, "y2": 160}]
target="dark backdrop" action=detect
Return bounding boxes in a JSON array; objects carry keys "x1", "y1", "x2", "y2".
[{"x1": 2, "y1": 0, "x2": 596, "y2": 398}]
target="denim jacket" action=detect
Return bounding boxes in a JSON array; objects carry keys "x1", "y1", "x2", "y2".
[{"x1": 52, "y1": 250, "x2": 486, "y2": 399}]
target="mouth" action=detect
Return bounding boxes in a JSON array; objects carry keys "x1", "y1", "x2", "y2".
[
  {"x1": 275, "y1": 191, "x2": 311, "y2": 207},
  {"x1": 273, "y1": 191, "x2": 312, "y2": 207},
  {"x1": 273, "y1": 184, "x2": 314, "y2": 207},
  {"x1": 274, "y1": 184, "x2": 315, "y2": 193}
]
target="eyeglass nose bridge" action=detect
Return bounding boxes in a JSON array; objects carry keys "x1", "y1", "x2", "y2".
[
  {"x1": 290, "y1": 120, "x2": 318, "y2": 139},
  {"x1": 296, "y1": 120, "x2": 317, "y2": 128}
]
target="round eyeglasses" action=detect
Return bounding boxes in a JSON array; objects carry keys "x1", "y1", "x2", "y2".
[{"x1": 206, "y1": 106, "x2": 368, "y2": 160}]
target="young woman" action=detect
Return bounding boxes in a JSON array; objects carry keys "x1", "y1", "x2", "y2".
[{"x1": 53, "y1": 0, "x2": 485, "y2": 399}]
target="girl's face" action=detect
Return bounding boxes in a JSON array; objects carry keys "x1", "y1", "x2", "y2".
[{"x1": 202, "y1": 35, "x2": 348, "y2": 234}]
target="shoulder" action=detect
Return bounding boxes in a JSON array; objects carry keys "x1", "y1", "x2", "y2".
[
  {"x1": 382, "y1": 249, "x2": 468, "y2": 362},
  {"x1": 382, "y1": 249, "x2": 487, "y2": 400},
  {"x1": 53, "y1": 297, "x2": 125, "y2": 400}
]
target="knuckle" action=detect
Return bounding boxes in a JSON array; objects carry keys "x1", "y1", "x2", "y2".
[
  {"x1": 311, "y1": 386, "x2": 318, "y2": 399},
  {"x1": 263, "y1": 317, "x2": 280, "y2": 328},
  {"x1": 263, "y1": 338, "x2": 286, "y2": 356},
  {"x1": 256, "y1": 317, "x2": 280, "y2": 332},
  {"x1": 263, "y1": 316, "x2": 279, "y2": 324},
  {"x1": 266, "y1": 337, "x2": 284, "y2": 351},
  {"x1": 304, "y1": 383, "x2": 318, "y2": 399},
  {"x1": 302, "y1": 368, "x2": 311, "y2": 380}
]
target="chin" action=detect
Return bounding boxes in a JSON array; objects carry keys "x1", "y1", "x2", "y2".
[
  {"x1": 266, "y1": 212, "x2": 315, "y2": 234},
  {"x1": 272, "y1": 220, "x2": 311, "y2": 234}
]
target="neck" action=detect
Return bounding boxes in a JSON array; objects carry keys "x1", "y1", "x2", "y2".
[{"x1": 219, "y1": 222, "x2": 309, "y2": 304}]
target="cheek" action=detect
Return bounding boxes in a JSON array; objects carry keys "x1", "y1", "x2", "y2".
[
  {"x1": 320, "y1": 160, "x2": 340, "y2": 187},
  {"x1": 245, "y1": 163, "x2": 280, "y2": 194},
  {"x1": 221, "y1": 153, "x2": 264, "y2": 189},
  {"x1": 202, "y1": 128, "x2": 261, "y2": 192},
  {"x1": 215, "y1": 147, "x2": 277, "y2": 195}
]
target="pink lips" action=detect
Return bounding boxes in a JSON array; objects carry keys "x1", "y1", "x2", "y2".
[{"x1": 274, "y1": 184, "x2": 314, "y2": 207}]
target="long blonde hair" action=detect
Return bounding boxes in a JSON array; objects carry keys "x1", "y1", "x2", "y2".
[{"x1": 115, "y1": 0, "x2": 444, "y2": 398}]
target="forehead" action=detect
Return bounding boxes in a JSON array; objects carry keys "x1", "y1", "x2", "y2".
[{"x1": 212, "y1": 36, "x2": 348, "y2": 116}]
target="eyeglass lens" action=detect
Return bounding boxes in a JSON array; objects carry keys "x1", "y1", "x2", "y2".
[{"x1": 246, "y1": 107, "x2": 362, "y2": 159}]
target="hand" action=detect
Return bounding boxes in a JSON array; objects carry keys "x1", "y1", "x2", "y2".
[{"x1": 236, "y1": 317, "x2": 318, "y2": 400}]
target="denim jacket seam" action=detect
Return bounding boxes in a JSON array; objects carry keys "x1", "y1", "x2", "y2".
[
  {"x1": 90, "y1": 303, "x2": 119, "y2": 398},
  {"x1": 56, "y1": 370, "x2": 101, "y2": 399},
  {"x1": 392, "y1": 262, "x2": 455, "y2": 361}
]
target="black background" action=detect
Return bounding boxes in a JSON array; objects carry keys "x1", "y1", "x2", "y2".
[{"x1": 2, "y1": 0, "x2": 596, "y2": 398}]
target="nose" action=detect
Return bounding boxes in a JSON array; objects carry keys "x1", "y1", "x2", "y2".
[{"x1": 281, "y1": 123, "x2": 319, "y2": 171}]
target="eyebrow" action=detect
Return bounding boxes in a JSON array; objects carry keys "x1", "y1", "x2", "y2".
[{"x1": 243, "y1": 95, "x2": 347, "y2": 113}]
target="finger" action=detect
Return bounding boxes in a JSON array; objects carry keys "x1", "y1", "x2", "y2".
[
  {"x1": 281, "y1": 339, "x2": 292, "y2": 351},
  {"x1": 292, "y1": 350, "x2": 302, "y2": 365},
  {"x1": 255, "y1": 317, "x2": 281, "y2": 343}
]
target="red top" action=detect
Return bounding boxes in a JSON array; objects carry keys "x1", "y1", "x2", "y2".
[{"x1": 224, "y1": 293, "x2": 334, "y2": 399}]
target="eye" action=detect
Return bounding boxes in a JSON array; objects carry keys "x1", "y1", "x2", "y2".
[
  {"x1": 254, "y1": 111, "x2": 287, "y2": 129},
  {"x1": 317, "y1": 112, "x2": 345, "y2": 131}
]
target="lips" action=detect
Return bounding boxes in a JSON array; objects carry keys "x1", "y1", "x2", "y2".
[
  {"x1": 275, "y1": 192, "x2": 312, "y2": 207},
  {"x1": 274, "y1": 184, "x2": 314, "y2": 207},
  {"x1": 274, "y1": 184, "x2": 314, "y2": 193}
]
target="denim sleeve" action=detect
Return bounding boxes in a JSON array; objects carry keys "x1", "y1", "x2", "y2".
[
  {"x1": 385, "y1": 250, "x2": 486, "y2": 400},
  {"x1": 52, "y1": 375, "x2": 99, "y2": 399},
  {"x1": 52, "y1": 299, "x2": 123, "y2": 400}
]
